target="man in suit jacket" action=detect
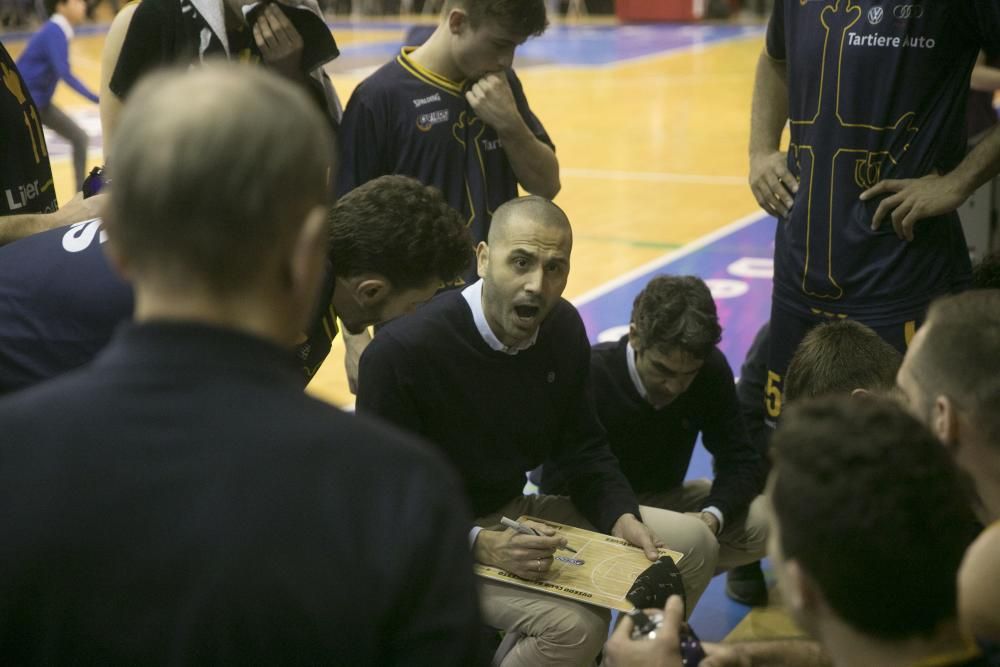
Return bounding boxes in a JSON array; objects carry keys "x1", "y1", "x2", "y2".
[{"x1": 0, "y1": 63, "x2": 484, "y2": 665}]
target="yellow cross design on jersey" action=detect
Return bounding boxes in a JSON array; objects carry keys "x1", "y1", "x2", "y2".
[{"x1": 789, "y1": 0, "x2": 918, "y2": 299}]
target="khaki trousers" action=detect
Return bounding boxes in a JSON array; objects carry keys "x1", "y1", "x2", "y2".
[
  {"x1": 476, "y1": 494, "x2": 719, "y2": 667},
  {"x1": 637, "y1": 479, "x2": 770, "y2": 571}
]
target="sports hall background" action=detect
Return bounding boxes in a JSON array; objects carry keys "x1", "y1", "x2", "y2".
[{"x1": 3, "y1": 0, "x2": 993, "y2": 642}]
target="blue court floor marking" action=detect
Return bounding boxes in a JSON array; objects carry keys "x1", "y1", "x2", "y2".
[
  {"x1": 570, "y1": 210, "x2": 776, "y2": 641},
  {"x1": 574, "y1": 210, "x2": 775, "y2": 372}
]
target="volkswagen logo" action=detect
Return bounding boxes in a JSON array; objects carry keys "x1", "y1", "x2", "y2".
[
  {"x1": 867, "y1": 6, "x2": 884, "y2": 24},
  {"x1": 893, "y1": 4, "x2": 924, "y2": 19}
]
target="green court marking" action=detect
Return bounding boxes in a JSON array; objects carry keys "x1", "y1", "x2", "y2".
[{"x1": 577, "y1": 235, "x2": 683, "y2": 250}]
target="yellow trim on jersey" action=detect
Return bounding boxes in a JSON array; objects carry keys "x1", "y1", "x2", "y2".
[{"x1": 397, "y1": 47, "x2": 464, "y2": 97}]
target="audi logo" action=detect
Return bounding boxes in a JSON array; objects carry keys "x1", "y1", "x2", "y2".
[{"x1": 893, "y1": 4, "x2": 924, "y2": 19}]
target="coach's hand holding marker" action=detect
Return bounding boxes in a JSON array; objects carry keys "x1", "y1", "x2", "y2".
[{"x1": 474, "y1": 517, "x2": 567, "y2": 581}]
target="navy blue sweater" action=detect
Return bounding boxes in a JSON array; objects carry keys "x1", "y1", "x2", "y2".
[
  {"x1": 0, "y1": 322, "x2": 485, "y2": 664},
  {"x1": 356, "y1": 290, "x2": 640, "y2": 534},
  {"x1": 543, "y1": 336, "x2": 762, "y2": 522}
]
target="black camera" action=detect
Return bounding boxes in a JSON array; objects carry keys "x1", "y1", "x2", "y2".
[{"x1": 627, "y1": 609, "x2": 706, "y2": 666}]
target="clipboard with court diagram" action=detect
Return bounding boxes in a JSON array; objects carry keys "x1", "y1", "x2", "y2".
[{"x1": 474, "y1": 515, "x2": 685, "y2": 612}]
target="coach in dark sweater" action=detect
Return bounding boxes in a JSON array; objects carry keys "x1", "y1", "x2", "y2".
[
  {"x1": 542, "y1": 276, "x2": 769, "y2": 606},
  {"x1": 0, "y1": 65, "x2": 484, "y2": 665},
  {"x1": 357, "y1": 197, "x2": 718, "y2": 667}
]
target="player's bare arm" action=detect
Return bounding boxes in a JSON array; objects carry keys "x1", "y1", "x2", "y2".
[
  {"x1": 466, "y1": 72, "x2": 560, "y2": 199},
  {"x1": 99, "y1": 2, "x2": 138, "y2": 154},
  {"x1": 862, "y1": 122, "x2": 1000, "y2": 241},
  {"x1": 0, "y1": 193, "x2": 106, "y2": 246},
  {"x1": 472, "y1": 519, "x2": 567, "y2": 581},
  {"x1": 748, "y1": 49, "x2": 796, "y2": 218}
]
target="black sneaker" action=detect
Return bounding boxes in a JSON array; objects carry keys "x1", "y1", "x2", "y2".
[{"x1": 725, "y1": 561, "x2": 768, "y2": 606}]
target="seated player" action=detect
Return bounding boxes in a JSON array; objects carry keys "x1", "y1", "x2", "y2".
[
  {"x1": 357, "y1": 197, "x2": 718, "y2": 667},
  {"x1": 609, "y1": 398, "x2": 984, "y2": 667},
  {"x1": 729, "y1": 317, "x2": 903, "y2": 604},
  {"x1": 754, "y1": 398, "x2": 981, "y2": 667},
  {"x1": 896, "y1": 290, "x2": 1000, "y2": 648},
  {"x1": 0, "y1": 174, "x2": 471, "y2": 392},
  {"x1": 0, "y1": 63, "x2": 483, "y2": 664},
  {"x1": 783, "y1": 319, "x2": 902, "y2": 403},
  {"x1": 699, "y1": 290, "x2": 1000, "y2": 667},
  {"x1": 538, "y1": 275, "x2": 768, "y2": 606}
]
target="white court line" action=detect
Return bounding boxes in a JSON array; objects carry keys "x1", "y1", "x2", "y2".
[
  {"x1": 561, "y1": 167, "x2": 746, "y2": 186},
  {"x1": 572, "y1": 210, "x2": 770, "y2": 307}
]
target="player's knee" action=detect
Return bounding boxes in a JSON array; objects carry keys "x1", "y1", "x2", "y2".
[
  {"x1": 680, "y1": 515, "x2": 721, "y2": 574},
  {"x1": 738, "y1": 496, "x2": 771, "y2": 548},
  {"x1": 541, "y1": 602, "x2": 609, "y2": 656}
]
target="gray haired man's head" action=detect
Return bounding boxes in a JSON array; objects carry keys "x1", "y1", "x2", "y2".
[{"x1": 106, "y1": 62, "x2": 334, "y2": 293}]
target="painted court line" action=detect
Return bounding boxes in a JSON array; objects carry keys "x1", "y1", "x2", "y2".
[{"x1": 572, "y1": 210, "x2": 768, "y2": 307}]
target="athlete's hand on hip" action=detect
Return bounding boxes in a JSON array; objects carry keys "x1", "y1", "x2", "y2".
[
  {"x1": 749, "y1": 150, "x2": 798, "y2": 218},
  {"x1": 861, "y1": 172, "x2": 966, "y2": 242},
  {"x1": 612, "y1": 513, "x2": 664, "y2": 561},
  {"x1": 465, "y1": 72, "x2": 521, "y2": 134},
  {"x1": 253, "y1": 3, "x2": 304, "y2": 80},
  {"x1": 472, "y1": 519, "x2": 565, "y2": 581}
]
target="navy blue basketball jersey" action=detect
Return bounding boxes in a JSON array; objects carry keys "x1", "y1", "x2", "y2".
[
  {"x1": 767, "y1": 0, "x2": 1000, "y2": 322},
  {"x1": 1, "y1": 42, "x2": 57, "y2": 218},
  {"x1": 337, "y1": 48, "x2": 552, "y2": 247},
  {"x1": 0, "y1": 220, "x2": 337, "y2": 392},
  {"x1": 0, "y1": 220, "x2": 132, "y2": 392}
]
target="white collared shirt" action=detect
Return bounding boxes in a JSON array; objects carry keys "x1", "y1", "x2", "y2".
[
  {"x1": 626, "y1": 340, "x2": 651, "y2": 402},
  {"x1": 625, "y1": 341, "x2": 724, "y2": 532},
  {"x1": 461, "y1": 280, "x2": 539, "y2": 354},
  {"x1": 462, "y1": 280, "x2": 539, "y2": 549},
  {"x1": 50, "y1": 14, "x2": 74, "y2": 41}
]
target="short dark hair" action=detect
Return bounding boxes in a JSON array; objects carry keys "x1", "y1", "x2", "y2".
[
  {"x1": 329, "y1": 175, "x2": 472, "y2": 289},
  {"x1": 44, "y1": 0, "x2": 65, "y2": 17},
  {"x1": 107, "y1": 64, "x2": 333, "y2": 294},
  {"x1": 972, "y1": 252, "x2": 1000, "y2": 289},
  {"x1": 630, "y1": 275, "x2": 721, "y2": 360},
  {"x1": 784, "y1": 320, "x2": 901, "y2": 403},
  {"x1": 771, "y1": 397, "x2": 978, "y2": 640},
  {"x1": 917, "y1": 290, "x2": 1000, "y2": 447},
  {"x1": 444, "y1": 0, "x2": 547, "y2": 38}
]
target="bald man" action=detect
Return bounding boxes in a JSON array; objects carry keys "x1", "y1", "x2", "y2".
[
  {"x1": 357, "y1": 196, "x2": 718, "y2": 667},
  {"x1": 0, "y1": 64, "x2": 484, "y2": 663}
]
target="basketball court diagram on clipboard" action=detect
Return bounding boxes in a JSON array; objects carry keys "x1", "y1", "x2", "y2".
[{"x1": 474, "y1": 516, "x2": 685, "y2": 612}]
